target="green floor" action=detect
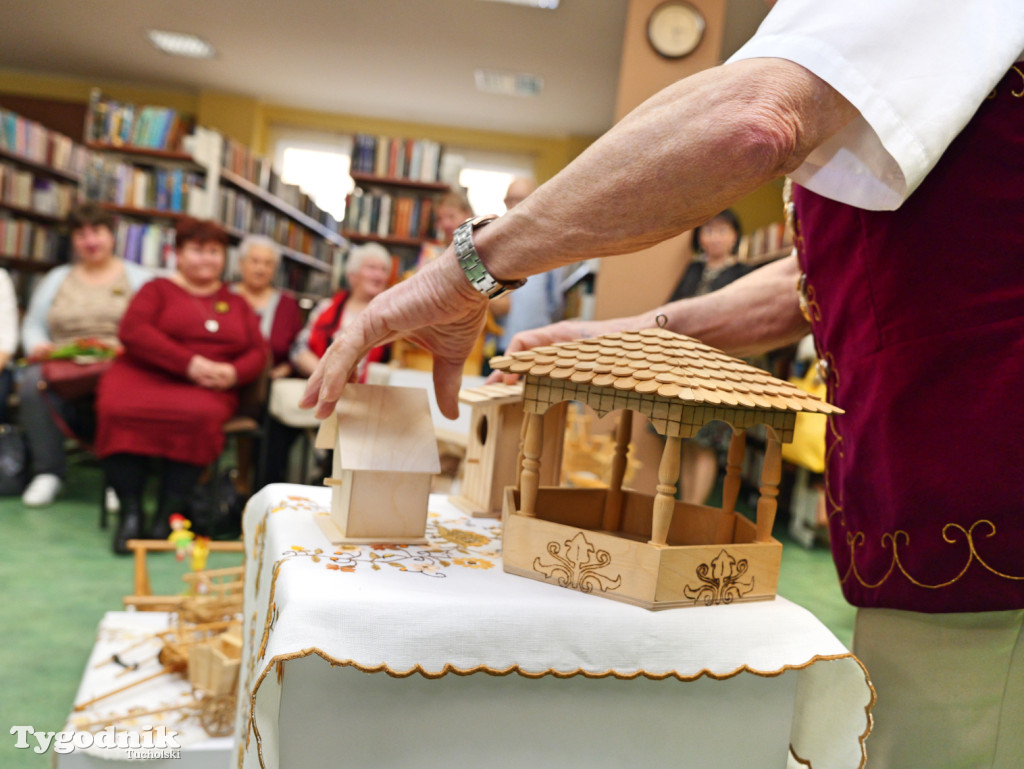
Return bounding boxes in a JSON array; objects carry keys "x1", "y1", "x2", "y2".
[{"x1": 0, "y1": 462, "x2": 853, "y2": 769}]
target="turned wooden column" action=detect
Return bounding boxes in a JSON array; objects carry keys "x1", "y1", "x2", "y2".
[
  {"x1": 515, "y1": 410, "x2": 529, "y2": 488},
  {"x1": 601, "y1": 410, "x2": 633, "y2": 532},
  {"x1": 519, "y1": 411, "x2": 544, "y2": 517},
  {"x1": 756, "y1": 430, "x2": 783, "y2": 542},
  {"x1": 649, "y1": 435, "x2": 682, "y2": 546},
  {"x1": 721, "y1": 427, "x2": 746, "y2": 514}
]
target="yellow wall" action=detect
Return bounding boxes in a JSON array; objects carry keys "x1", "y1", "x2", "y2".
[{"x1": 0, "y1": 67, "x2": 594, "y2": 184}]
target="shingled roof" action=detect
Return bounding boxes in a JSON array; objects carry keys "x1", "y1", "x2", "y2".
[{"x1": 489, "y1": 328, "x2": 841, "y2": 415}]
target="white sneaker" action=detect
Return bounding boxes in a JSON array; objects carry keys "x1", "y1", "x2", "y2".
[
  {"x1": 22, "y1": 474, "x2": 63, "y2": 507},
  {"x1": 105, "y1": 487, "x2": 120, "y2": 514}
]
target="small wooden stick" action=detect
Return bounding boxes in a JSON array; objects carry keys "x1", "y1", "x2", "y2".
[
  {"x1": 73, "y1": 701, "x2": 198, "y2": 732},
  {"x1": 73, "y1": 666, "x2": 177, "y2": 712}
]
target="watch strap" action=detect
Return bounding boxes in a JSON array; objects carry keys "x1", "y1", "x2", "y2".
[{"x1": 453, "y1": 214, "x2": 525, "y2": 300}]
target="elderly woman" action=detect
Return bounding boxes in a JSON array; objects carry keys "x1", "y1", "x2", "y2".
[
  {"x1": 95, "y1": 217, "x2": 267, "y2": 554},
  {"x1": 18, "y1": 202, "x2": 151, "y2": 506},
  {"x1": 231, "y1": 235, "x2": 303, "y2": 379},
  {"x1": 291, "y1": 241, "x2": 392, "y2": 379}
]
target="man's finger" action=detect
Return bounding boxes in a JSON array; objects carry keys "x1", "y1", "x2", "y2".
[{"x1": 432, "y1": 357, "x2": 464, "y2": 420}]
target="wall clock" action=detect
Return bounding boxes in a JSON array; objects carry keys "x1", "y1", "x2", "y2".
[{"x1": 647, "y1": 1, "x2": 706, "y2": 60}]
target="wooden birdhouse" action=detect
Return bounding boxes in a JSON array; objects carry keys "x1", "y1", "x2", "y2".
[
  {"x1": 315, "y1": 383, "x2": 441, "y2": 544},
  {"x1": 490, "y1": 328, "x2": 842, "y2": 610},
  {"x1": 449, "y1": 383, "x2": 565, "y2": 518}
]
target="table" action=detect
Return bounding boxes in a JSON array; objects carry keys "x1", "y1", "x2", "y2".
[
  {"x1": 58, "y1": 612, "x2": 232, "y2": 768},
  {"x1": 236, "y1": 485, "x2": 873, "y2": 769}
]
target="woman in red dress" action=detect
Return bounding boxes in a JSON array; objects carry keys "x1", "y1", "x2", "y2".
[{"x1": 96, "y1": 218, "x2": 268, "y2": 554}]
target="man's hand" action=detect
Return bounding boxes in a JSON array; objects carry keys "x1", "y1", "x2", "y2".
[
  {"x1": 301, "y1": 251, "x2": 489, "y2": 420},
  {"x1": 486, "y1": 316, "x2": 649, "y2": 384}
]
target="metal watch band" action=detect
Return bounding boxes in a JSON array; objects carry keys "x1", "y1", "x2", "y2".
[{"x1": 453, "y1": 214, "x2": 525, "y2": 300}]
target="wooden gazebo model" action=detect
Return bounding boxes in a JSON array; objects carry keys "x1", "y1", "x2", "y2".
[{"x1": 490, "y1": 327, "x2": 841, "y2": 610}]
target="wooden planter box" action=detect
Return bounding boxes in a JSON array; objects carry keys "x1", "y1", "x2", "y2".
[{"x1": 502, "y1": 487, "x2": 781, "y2": 610}]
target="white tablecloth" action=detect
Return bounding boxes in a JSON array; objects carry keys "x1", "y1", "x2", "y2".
[{"x1": 236, "y1": 485, "x2": 873, "y2": 769}]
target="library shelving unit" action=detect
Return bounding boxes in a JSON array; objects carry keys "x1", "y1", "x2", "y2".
[
  {"x1": 0, "y1": 107, "x2": 88, "y2": 302},
  {"x1": 83, "y1": 96, "x2": 346, "y2": 305},
  {"x1": 343, "y1": 134, "x2": 449, "y2": 273}
]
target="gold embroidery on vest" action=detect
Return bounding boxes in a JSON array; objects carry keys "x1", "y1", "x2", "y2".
[
  {"x1": 1011, "y1": 66, "x2": 1024, "y2": 98},
  {"x1": 840, "y1": 519, "x2": 1024, "y2": 591}
]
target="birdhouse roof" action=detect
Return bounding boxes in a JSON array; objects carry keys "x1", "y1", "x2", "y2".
[
  {"x1": 315, "y1": 383, "x2": 442, "y2": 473},
  {"x1": 490, "y1": 328, "x2": 840, "y2": 415},
  {"x1": 458, "y1": 382, "x2": 524, "y2": 407}
]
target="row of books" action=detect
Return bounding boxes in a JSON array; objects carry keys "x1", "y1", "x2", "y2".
[
  {"x1": 84, "y1": 90, "x2": 192, "y2": 151},
  {"x1": 351, "y1": 134, "x2": 443, "y2": 183},
  {"x1": 220, "y1": 136, "x2": 339, "y2": 229},
  {"x1": 217, "y1": 189, "x2": 342, "y2": 266},
  {"x1": 0, "y1": 213, "x2": 66, "y2": 262},
  {"x1": 0, "y1": 108, "x2": 89, "y2": 179},
  {"x1": 83, "y1": 156, "x2": 205, "y2": 214},
  {"x1": 343, "y1": 189, "x2": 436, "y2": 241},
  {"x1": 114, "y1": 221, "x2": 177, "y2": 270},
  {"x1": 742, "y1": 221, "x2": 792, "y2": 263},
  {"x1": 0, "y1": 162, "x2": 77, "y2": 219}
]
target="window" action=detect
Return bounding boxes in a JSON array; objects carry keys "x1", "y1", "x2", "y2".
[
  {"x1": 270, "y1": 129, "x2": 354, "y2": 222},
  {"x1": 270, "y1": 129, "x2": 535, "y2": 222},
  {"x1": 441, "y1": 147, "x2": 535, "y2": 216}
]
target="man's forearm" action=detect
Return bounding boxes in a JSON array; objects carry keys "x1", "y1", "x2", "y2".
[
  {"x1": 606, "y1": 255, "x2": 809, "y2": 358},
  {"x1": 474, "y1": 58, "x2": 855, "y2": 283}
]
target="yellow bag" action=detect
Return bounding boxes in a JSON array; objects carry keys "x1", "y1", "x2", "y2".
[{"x1": 781, "y1": 367, "x2": 828, "y2": 473}]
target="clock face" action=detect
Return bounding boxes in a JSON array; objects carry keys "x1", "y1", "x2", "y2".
[{"x1": 647, "y1": 2, "x2": 706, "y2": 59}]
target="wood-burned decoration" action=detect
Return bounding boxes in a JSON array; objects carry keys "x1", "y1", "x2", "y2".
[
  {"x1": 316, "y1": 383, "x2": 441, "y2": 544},
  {"x1": 450, "y1": 383, "x2": 564, "y2": 518},
  {"x1": 683, "y1": 549, "x2": 754, "y2": 606},
  {"x1": 490, "y1": 327, "x2": 842, "y2": 610},
  {"x1": 534, "y1": 531, "x2": 622, "y2": 594}
]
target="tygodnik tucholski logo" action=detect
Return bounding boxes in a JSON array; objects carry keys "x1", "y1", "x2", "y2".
[{"x1": 11, "y1": 724, "x2": 181, "y2": 758}]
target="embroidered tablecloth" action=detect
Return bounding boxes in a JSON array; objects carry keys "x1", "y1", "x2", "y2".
[{"x1": 236, "y1": 485, "x2": 873, "y2": 769}]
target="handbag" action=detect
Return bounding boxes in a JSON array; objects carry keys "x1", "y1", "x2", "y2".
[
  {"x1": 40, "y1": 358, "x2": 113, "y2": 400},
  {"x1": 0, "y1": 423, "x2": 28, "y2": 496}
]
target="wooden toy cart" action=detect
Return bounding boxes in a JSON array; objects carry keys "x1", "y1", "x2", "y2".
[{"x1": 490, "y1": 327, "x2": 841, "y2": 610}]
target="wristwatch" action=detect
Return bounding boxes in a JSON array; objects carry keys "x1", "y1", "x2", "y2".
[{"x1": 453, "y1": 214, "x2": 525, "y2": 300}]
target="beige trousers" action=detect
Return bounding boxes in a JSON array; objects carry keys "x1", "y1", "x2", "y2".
[{"x1": 853, "y1": 607, "x2": 1024, "y2": 769}]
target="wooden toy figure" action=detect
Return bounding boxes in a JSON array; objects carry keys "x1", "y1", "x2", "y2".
[
  {"x1": 167, "y1": 513, "x2": 195, "y2": 561},
  {"x1": 490, "y1": 327, "x2": 842, "y2": 610}
]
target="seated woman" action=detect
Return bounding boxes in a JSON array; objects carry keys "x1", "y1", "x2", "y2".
[
  {"x1": 668, "y1": 209, "x2": 751, "y2": 506},
  {"x1": 95, "y1": 217, "x2": 268, "y2": 554},
  {"x1": 0, "y1": 267, "x2": 17, "y2": 424},
  {"x1": 262, "y1": 243, "x2": 391, "y2": 485},
  {"x1": 18, "y1": 202, "x2": 152, "y2": 506},
  {"x1": 231, "y1": 235, "x2": 303, "y2": 379}
]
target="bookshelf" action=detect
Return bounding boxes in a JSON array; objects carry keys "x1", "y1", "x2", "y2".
[
  {"x1": 0, "y1": 107, "x2": 88, "y2": 302},
  {"x1": 82, "y1": 93, "x2": 346, "y2": 301},
  {"x1": 343, "y1": 134, "x2": 449, "y2": 271}
]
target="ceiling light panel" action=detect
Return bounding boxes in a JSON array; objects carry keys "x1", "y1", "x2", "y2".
[
  {"x1": 474, "y1": 69, "x2": 544, "y2": 97},
  {"x1": 146, "y1": 29, "x2": 216, "y2": 59},
  {"x1": 477, "y1": 0, "x2": 560, "y2": 8}
]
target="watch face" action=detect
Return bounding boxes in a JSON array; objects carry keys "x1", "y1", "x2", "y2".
[{"x1": 647, "y1": 1, "x2": 705, "y2": 59}]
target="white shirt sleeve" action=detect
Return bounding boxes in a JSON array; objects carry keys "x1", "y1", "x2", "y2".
[{"x1": 728, "y1": 0, "x2": 1024, "y2": 210}]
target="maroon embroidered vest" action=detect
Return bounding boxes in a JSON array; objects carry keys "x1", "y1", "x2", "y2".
[{"x1": 794, "y1": 63, "x2": 1024, "y2": 612}]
